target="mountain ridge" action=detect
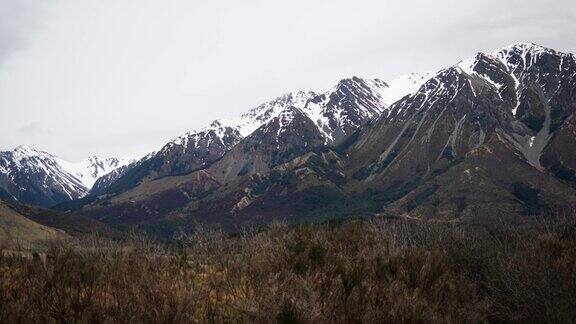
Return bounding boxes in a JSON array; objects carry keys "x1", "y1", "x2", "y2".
[
  {"x1": 71, "y1": 43, "x2": 576, "y2": 236},
  {"x1": 96, "y1": 72, "x2": 431, "y2": 196}
]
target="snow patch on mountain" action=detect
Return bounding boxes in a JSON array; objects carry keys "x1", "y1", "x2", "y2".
[
  {"x1": 60, "y1": 156, "x2": 134, "y2": 189},
  {"x1": 377, "y1": 72, "x2": 434, "y2": 107},
  {"x1": 0, "y1": 145, "x2": 89, "y2": 200},
  {"x1": 227, "y1": 90, "x2": 317, "y2": 137},
  {"x1": 454, "y1": 43, "x2": 574, "y2": 116}
]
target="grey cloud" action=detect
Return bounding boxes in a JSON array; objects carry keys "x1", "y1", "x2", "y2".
[
  {"x1": 16, "y1": 122, "x2": 53, "y2": 136},
  {"x1": 0, "y1": 0, "x2": 49, "y2": 64}
]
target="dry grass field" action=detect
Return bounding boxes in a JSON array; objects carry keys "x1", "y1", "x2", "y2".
[{"x1": 1, "y1": 217, "x2": 575, "y2": 323}]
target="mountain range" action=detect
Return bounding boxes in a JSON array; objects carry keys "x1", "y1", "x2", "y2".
[
  {"x1": 0, "y1": 146, "x2": 133, "y2": 207},
  {"x1": 99, "y1": 72, "x2": 431, "y2": 196},
  {"x1": 2, "y1": 43, "x2": 576, "y2": 237}
]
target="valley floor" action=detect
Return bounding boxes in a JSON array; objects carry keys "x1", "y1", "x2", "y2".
[{"x1": 1, "y1": 217, "x2": 576, "y2": 323}]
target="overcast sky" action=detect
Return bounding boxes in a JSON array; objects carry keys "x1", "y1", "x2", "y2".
[{"x1": 0, "y1": 0, "x2": 574, "y2": 161}]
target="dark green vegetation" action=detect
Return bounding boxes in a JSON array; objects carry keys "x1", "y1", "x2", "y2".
[{"x1": 2, "y1": 217, "x2": 576, "y2": 323}]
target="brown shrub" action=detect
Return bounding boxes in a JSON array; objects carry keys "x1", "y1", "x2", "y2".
[{"x1": 0, "y1": 217, "x2": 575, "y2": 323}]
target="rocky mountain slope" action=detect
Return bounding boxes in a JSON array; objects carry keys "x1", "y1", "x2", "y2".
[
  {"x1": 0, "y1": 146, "x2": 131, "y2": 207},
  {"x1": 0, "y1": 200, "x2": 67, "y2": 246},
  {"x1": 68, "y1": 156, "x2": 133, "y2": 189},
  {"x1": 346, "y1": 43, "x2": 576, "y2": 221},
  {"x1": 72, "y1": 43, "x2": 576, "y2": 236}
]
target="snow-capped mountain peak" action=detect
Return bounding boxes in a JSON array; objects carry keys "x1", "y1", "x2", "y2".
[
  {"x1": 162, "y1": 90, "x2": 318, "y2": 154},
  {"x1": 222, "y1": 90, "x2": 318, "y2": 137},
  {"x1": 11, "y1": 145, "x2": 57, "y2": 163},
  {"x1": 455, "y1": 43, "x2": 572, "y2": 76},
  {"x1": 0, "y1": 145, "x2": 134, "y2": 206},
  {"x1": 163, "y1": 72, "x2": 433, "y2": 154},
  {"x1": 0, "y1": 146, "x2": 88, "y2": 206},
  {"x1": 304, "y1": 73, "x2": 432, "y2": 144},
  {"x1": 451, "y1": 42, "x2": 576, "y2": 118},
  {"x1": 494, "y1": 42, "x2": 554, "y2": 58},
  {"x1": 377, "y1": 72, "x2": 434, "y2": 106},
  {"x1": 60, "y1": 156, "x2": 133, "y2": 189}
]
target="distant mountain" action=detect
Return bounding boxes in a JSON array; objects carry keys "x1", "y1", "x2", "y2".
[
  {"x1": 0, "y1": 146, "x2": 89, "y2": 207},
  {"x1": 101, "y1": 73, "x2": 431, "y2": 195},
  {"x1": 89, "y1": 163, "x2": 134, "y2": 196},
  {"x1": 66, "y1": 155, "x2": 133, "y2": 189},
  {"x1": 0, "y1": 146, "x2": 132, "y2": 207},
  {"x1": 74, "y1": 43, "x2": 576, "y2": 236}
]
